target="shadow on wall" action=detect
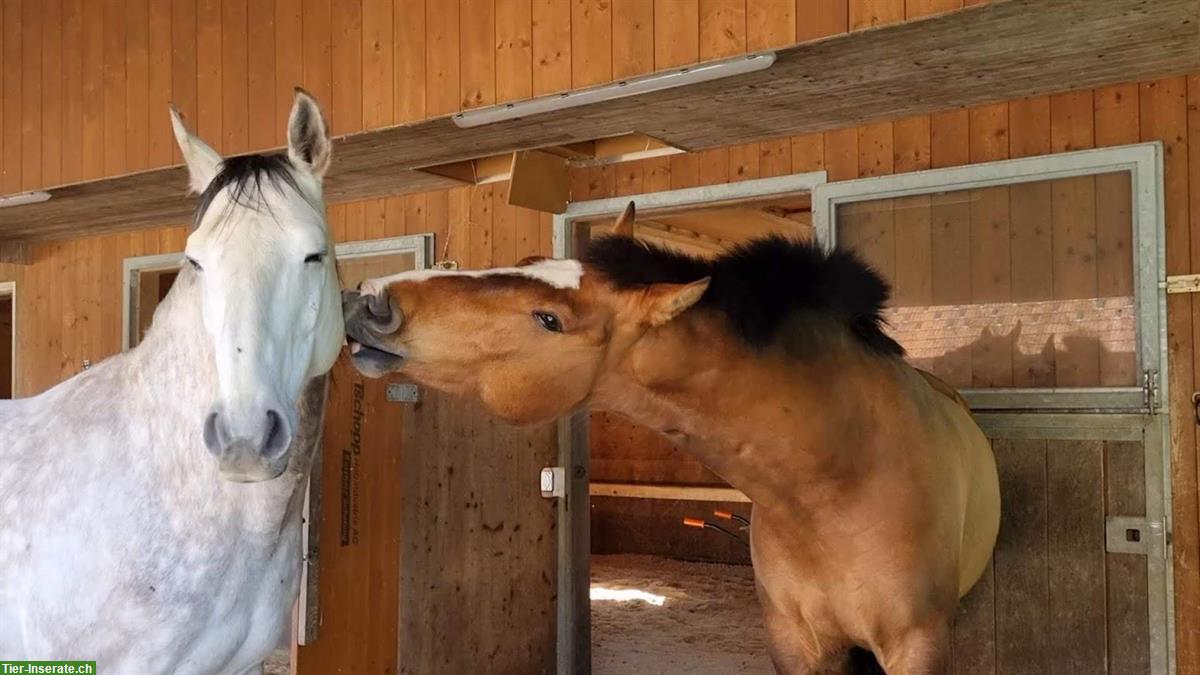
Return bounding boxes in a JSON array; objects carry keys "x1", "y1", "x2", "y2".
[{"x1": 887, "y1": 295, "x2": 1137, "y2": 388}]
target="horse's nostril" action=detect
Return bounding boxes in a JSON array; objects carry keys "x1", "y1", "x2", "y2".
[
  {"x1": 366, "y1": 292, "x2": 390, "y2": 319},
  {"x1": 202, "y1": 410, "x2": 223, "y2": 456},
  {"x1": 262, "y1": 409, "x2": 290, "y2": 459}
]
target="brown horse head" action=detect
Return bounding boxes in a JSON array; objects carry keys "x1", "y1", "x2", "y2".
[
  {"x1": 342, "y1": 200, "x2": 902, "y2": 427},
  {"x1": 341, "y1": 217, "x2": 708, "y2": 424}
]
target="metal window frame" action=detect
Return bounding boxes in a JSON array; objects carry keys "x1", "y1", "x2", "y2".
[
  {"x1": 812, "y1": 142, "x2": 1167, "y2": 414},
  {"x1": 552, "y1": 171, "x2": 827, "y2": 675},
  {"x1": 121, "y1": 234, "x2": 433, "y2": 351},
  {"x1": 0, "y1": 280, "x2": 15, "y2": 395}
]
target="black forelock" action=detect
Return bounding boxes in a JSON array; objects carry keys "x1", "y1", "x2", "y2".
[
  {"x1": 582, "y1": 234, "x2": 904, "y2": 357},
  {"x1": 192, "y1": 153, "x2": 303, "y2": 230}
]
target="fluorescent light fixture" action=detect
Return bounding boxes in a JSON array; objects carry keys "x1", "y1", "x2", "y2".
[
  {"x1": 0, "y1": 190, "x2": 51, "y2": 208},
  {"x1": 452, "y1": 52, "x2": 777, "y2": 129}
]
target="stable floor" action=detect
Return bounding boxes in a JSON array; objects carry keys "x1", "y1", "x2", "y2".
[{"x1": 591, "y1": 554, "x2": 772, "y2": 675}]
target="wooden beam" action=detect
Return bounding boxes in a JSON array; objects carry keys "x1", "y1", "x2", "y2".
[
  {"x1": 0, "y1": 241, "x2": 29, "y2": 265},
  {"x1": 2, "y1": 0, "x2": 1196, "y2": 242},
  {"x1": 589, "y1": 481, "x2": 751, "y2": 503}
]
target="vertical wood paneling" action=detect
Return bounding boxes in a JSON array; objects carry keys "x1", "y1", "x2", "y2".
[
  {"x1": 612, "y1": 0, "x2": 652, "y2": 79},
  {"x1": 469, "y1": 184, "x2": 494, "y2": 268},
  {"x1": 125, "y1": 0, "x2": 149, "y2": 171},
  {"x1": 531, "y1": 0, "x2": 570, "y2": 95},
  {"x1": 654, "y1": 0, "x2": 699, "y2": 68},
  {"x1": 80, "y1": 8, "x2": 106, "y2": 217},
  {"x1": 246, "y1": 0, "x2": 275, "y2": 150},
  {"x1": 1046, "y1": 441, "x2": 1107, "y2": 674},
  {"x1": 1161, "y1": 73, "x2": 1200, "y2": 672},
  {"x1": 495, "y1": 0, "x2": 532, "y2": 102},
  {"x1": 790, "y1": 132, "x2": 824, "y2": 173},
  {"x1": 220, "y1": 0, "x2": 248, "y2": 153},
  {"x1": 300, "y1": 0, "x2": 331, "y2": 107},
  {"x1": 1106, "y1": 440, "x2": 1152, "y2": 673},
  {"x1": 171, "y1": 0, "x2": 198, "y2": 162},
  {"x1": 394, "y1": 0, "x2": 426, "y2": 122},
  {"x1": 20, "y1": 0, "x2": 41, "y2": 191},
  {"x1": 40, "y1": 0, "x2": 62, "y2": 188},
  {"x1": 147, "y1": 0, "x2": 173, "y2": 166},
  {"x1": 699, "y1": 0, "x2": 746, "y2": 60},
  {"x1": 993, "y1": 439, "x2": 1049, "y2": 674},
  {"x1": 571, "y1": 0, "x2": 611, "y2": 88},
  {"x1": 461, "y1": 0, "x2": 496, "y2": 108},
  {"x1": 330, "y1": 0, "x2": 362, "y2": 134},
  {"x1": 426, "y1": 0, "x2": 460, "y2": 115},
  {"x1": 849, "y1": 0, "x2": 901, "y2": 29},
  {"x1": 103, "y1": 0, "x2": 127, "y2": 173},
  {"x1": 274, "y1": 0, "x2": 301, "y2": 135},
  {"x1": 196, "y1": 0, "x2": 223, "y2": 143},
  {"x1": 796, "y1": 0, "x2": 847, "y2": 42},
  {"x1": 747, "y1": 0, "x2": 793, "y2": 50},
  {"x1": 60, "y1": 0, "x2": 82, "y2": 183}
]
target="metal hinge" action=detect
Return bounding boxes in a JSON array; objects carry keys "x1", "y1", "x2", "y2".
[
  {"x1": 385, "y1": 383, "x2": 421, "y2": 403},
  {"x1": 540, "y1": 466, "x2": 566, "y2": 499},
  {"x1": 1142, "y1": 369, "x2": 1160, "y2": 412},
  {"x1": 1106, "y1": 516, "x2": 1167, "y2": 558}
]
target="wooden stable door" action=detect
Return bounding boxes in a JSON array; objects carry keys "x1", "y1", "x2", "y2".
[
  {"x1": 950, "y1": 415, "x2": 1168, "y2": 674},
  {"x1": 294, "y1": 251, "x2": 412, "y2": 674},
  {"x1": 295, "y1": 246, "x2": 560, "y2": 674}
]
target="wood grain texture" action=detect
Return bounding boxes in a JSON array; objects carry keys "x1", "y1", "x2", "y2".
[
  {"x1": 0, "y1": 2, "x2": 1198, "y2": 671},
  {"x1": 6, "y1": 0, "x2": 1200, "y2": 242}
]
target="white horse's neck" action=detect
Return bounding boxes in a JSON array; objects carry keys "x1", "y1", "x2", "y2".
[{"x1": 127, "y1": 268, "x2": 325, "y2": 536}]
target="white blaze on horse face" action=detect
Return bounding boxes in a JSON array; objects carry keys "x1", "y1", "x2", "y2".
[{"x1": 358, "y1": 258, "x2": 584, "y2": 296}]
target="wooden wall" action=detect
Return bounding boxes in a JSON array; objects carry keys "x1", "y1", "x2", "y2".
[{"x1": 2, "y1": 0, "x2": 1200, "y2": 672}]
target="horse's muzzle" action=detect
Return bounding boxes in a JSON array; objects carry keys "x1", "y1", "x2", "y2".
[
  {"x1": 342, "y1": 289, "x2": 408, "y2": 377},
  {"x1": 203, "y1": 405, "x2": 293, "y2": 482}
]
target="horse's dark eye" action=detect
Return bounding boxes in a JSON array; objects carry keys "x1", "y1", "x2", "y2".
[
  {"x1": 532, "y1": 311, "x2": 562, "y2": 333},
  {"x1": 186, "y1": 256, "x2": 203, "y2": 272},
  {"x1": 304, "y1": 252, "x2": 325, "y2": 264}
]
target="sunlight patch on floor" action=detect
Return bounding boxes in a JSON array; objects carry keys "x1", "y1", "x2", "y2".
[{"x1": 591, "y1": 585, "x2": 668, "y2": 606}]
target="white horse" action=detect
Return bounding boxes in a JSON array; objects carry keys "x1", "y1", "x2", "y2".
[{"x1": 0, "y1": 90, "x2": 343, "y2": 674}]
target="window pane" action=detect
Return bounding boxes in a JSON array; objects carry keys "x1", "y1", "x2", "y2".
[
  {"x1": 836, "y1": 172, "x2": 1136, "y2": 388},
  {"x1": 337, "y1": 251, "x2": 416, "y2": 290}
]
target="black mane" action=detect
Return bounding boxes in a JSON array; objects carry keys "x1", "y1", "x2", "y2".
[
  {"x1": 583, "y1": 234, "x2": 904, "y2": 357},
  {"x1": 192, "y1": 153, "x2": 303, "y2": 229}
]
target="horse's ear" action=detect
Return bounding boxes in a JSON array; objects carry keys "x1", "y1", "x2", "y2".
[
  {"x1": 287, "y1": 87, "x2": 332, "y2": 179},
  {"x1": 170, "y1": 105, "x2": 222, "y2": 194},
  {"x1": 638, "y1": 277, "x2": 710, "y2": 327},
  {"x1": 612, "y1": 201, "x2": 636, "y2": 237}
]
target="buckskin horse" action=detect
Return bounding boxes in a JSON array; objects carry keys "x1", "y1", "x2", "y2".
[
  {"x1": 342, "y1": 203, "x2": 1001, "y2": 674},
  {"x1": 0, "y1": 90, "x2": 342, "y2": 674}
]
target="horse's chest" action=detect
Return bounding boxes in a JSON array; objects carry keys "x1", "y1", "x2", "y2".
[{"x1": 176, "y1": 535, "x2": 301, "y2": 671}]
